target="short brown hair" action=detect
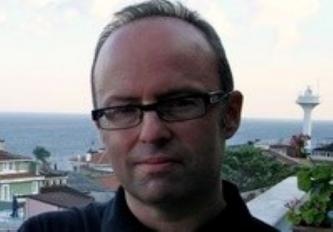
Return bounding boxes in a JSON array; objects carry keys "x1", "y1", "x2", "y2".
[{"x1": 91, "y1": 0, "x2": 234, "y2": 108}]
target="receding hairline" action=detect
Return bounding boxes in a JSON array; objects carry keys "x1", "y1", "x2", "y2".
[
  {"x1": 91, "y1": 0, "x2": 234, "y2": 109},
  {"x1": 92, "y1": 15, "x2": 219, "y2": 105},
  {"x1": 95, "y1": 16, "x2": 217, "y2": 72},
  {"x1": 93, "y1": 16, "x2": 220, "y2": 108}
]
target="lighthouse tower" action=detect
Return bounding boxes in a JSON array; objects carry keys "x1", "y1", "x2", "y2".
[{"x1": 296, "y1": 86, "x2": 320, "y2": 151}]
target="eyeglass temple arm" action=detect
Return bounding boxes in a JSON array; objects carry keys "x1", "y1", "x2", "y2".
[{"x1": 209, "y1": 91, "x2": 230, "y2": 104}]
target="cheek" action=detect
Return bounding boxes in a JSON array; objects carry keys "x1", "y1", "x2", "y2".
[
  {"x1": 176, "y1": 117, "x2": 223, "y2": 160},
  {"x1": 101, "y1": 130, "x2": 135, "y2": 153},
  {"x1": 101, "y1": 131, "x2": 134, "y2": 174}
]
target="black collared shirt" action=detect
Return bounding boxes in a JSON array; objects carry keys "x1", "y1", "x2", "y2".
[{"x1": 19, "y1": 181, "x2": 279, "y2": 232}]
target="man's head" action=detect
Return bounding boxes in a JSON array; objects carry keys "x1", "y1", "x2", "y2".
[
  {"x1": 91, "y1": 0, "x2": 234, "y2": 109},
  {"x1": 91, "y1": 0, "x2": 242, "y2": 207}
]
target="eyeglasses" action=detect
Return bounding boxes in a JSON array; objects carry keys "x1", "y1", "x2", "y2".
[{"x1": 92, "y1": 90, "x2": 229, "y2": 130}]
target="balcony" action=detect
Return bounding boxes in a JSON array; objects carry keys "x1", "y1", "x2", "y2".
[{"x1": 247, "y1": 176, "x2": 306, "y2": 231}]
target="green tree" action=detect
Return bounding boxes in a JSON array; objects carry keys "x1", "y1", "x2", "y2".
[
  {"x1": 33, "y1": 146, "x2": 51, "y2": 165},
  {"x1": 222, "y1": 145, "x2": 297, "y2": 191}
]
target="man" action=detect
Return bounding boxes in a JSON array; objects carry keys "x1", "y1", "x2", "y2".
[
  {"x1": 19, "y1": 0, "x2": 278, "y2": 231},
  {"x1": 11, "y1": 195, "x2": 19, "y2": 218}
]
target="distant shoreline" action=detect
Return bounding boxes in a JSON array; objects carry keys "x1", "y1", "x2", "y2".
[
  {"x1": 0, "y1": 111, "x2": 332, "y2": 123},
  {"x1": 0, "y1": 113, "x2": 332, "y2": 170}
]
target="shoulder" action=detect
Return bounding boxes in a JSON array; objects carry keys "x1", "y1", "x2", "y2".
[
  {"x1": 18, "y1": 200, "x2": 112, "y2": 232},
  {"x1": 246, "y1": 217, "x2": 280, "y2": 232},
  {"x1": 222, "y1": 180, "x2": 279, "y2": 231}
]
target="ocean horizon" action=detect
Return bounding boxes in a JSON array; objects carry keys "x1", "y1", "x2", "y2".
[{"x1": 1, "y1": 112, "x2": 332, "y2": 170}]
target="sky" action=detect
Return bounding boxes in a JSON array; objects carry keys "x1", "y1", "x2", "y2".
[{"x1": 0, "y1": 0, "x2": 332, "y2": 120}]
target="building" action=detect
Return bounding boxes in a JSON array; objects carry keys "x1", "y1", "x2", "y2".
[
  {"x1": 70, "y1": 148, "x2": 113, "y2": 173},
  {"x1": 66, "y1": 172, "x2": 115, "y2": 203},
  {"x1": 69, "y1": 148, "x2": 120, "y2": 200},
  {"x1": 296, "y1": 86, "x2": 320, "y2": 151},
  {"x1": 0, "y1": 140, "x2": 68, "y2": 203},
  {"x1": 0, "y1": 145, "x2": 44, "y2": 202},
  {"x1": 39, "y1": 167, "x2": 68, "y2": 188},
  {"x1": 311, "y1": 143, "x2": 333, "y2": 161}
]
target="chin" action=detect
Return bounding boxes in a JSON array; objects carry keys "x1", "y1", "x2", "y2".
[{"x1": 135, "y1": 179, "x2": 186, "y2": 204}]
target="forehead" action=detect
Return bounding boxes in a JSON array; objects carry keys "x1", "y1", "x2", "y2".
[
  {"x1": 94, "y1": 17, "x2": 219, "y2": 106},
  {"x1": 98, "y1": 17, "x2": 215, "y2": 60}
]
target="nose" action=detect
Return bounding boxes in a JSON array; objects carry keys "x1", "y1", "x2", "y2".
[{"x1": 138, "y1": 111, "x2": 172, "y2": 145}]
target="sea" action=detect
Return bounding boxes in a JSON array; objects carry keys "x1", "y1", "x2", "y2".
[{"x1": 0, "y1": 112, "x2": 332, "y2": 170}]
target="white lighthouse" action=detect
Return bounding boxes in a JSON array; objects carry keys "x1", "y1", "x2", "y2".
[{"x1": 296, "y1": 86, "x2": 320, "y2": 151}]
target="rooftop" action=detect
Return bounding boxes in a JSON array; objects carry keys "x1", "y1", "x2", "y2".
[
  {"x1": 0, "y1": 150, "x2": 31, "y2": 161},
  {"x1": 0, "y1": 173, "x2": 43, "y2": 180},
  {"x1": 67, "y1": 172, "x2": 107, "y2": 193},
  {"x1": 39, "y1": 167, "x2": 68, "y2": 177},
  {"x1": 28, "y1": 186, "x2": 94, "y2": 209},
  {"x1": 296, "y1": 86, "x2": 320, "y2": 105},
  {"x1": 70, "y1": 149, "x2": 112, "y2": 165}
]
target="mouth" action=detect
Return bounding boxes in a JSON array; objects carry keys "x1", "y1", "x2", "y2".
[{"x1": 134, "y1": 156, "x2": 182, "y2": 173}]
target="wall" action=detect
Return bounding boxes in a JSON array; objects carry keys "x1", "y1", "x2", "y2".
[
  {"x1": 10, "y1": 181, "x2": 37, "y2": 196},
  {"x1": 0, "y1": 181, "x2": 40, "y2": 201},
  {"x1": 247, "y1": 177, "x2": 306, "y2": 231},
  {"x1": 16, "y1": 161, "x2": 31, "y2": 172},
  {"x1": 25, "y1": 198, "x2": 61, "y2": 219},
  {"x1": 0, "y1": 160, "x2": 32, "y2": 174}
]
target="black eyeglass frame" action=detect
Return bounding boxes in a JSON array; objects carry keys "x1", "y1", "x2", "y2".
[{"x1": 91, "y1": 90, "x2": 230, "y2": 130}]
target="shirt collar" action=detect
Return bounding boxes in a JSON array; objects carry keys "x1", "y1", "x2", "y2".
[
  {"x1": 100, "y1": 181, "x2": 251, "y2": 232},
  {"x1": 101, "y1": 187, "x2": 152, "y2": 232}
]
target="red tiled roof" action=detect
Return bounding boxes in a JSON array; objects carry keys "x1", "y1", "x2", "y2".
[
  {"x1": 94, "y1": 174, "x2": 120, "y2": 192},
  {"x1": 28, "y1": 186, "x2": 94, "y2": 208},
  {"x1": 0, "y1": 173, "x2": 43, "y2": 180},
  {"x1": 0, "y1": 150, "x2": 31, "y2": 161}
]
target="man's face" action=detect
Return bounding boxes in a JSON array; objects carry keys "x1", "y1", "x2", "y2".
[{"x1": 94, "y1": 17, "x2": 242, "y2": 204}]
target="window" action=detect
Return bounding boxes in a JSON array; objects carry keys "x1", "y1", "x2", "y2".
[
  {"x1": 1, "y1": 184, "x2": 10, "y2": 201},
  {"x1": 3, "y1": 162, "x2": 9, "y2": 171},
  {"x1": 2, "y1": 162, "x2": 15, "y2": 174},
  {"x1": 32, "y1": 181, "x2": 38, "y2": 194}
]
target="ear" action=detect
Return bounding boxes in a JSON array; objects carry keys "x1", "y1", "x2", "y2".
[{"x1": 223, "y1": 90, "x2": 243, "y2": 139}]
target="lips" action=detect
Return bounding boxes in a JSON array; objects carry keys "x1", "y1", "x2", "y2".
[
  {"x1": 136, "y1": 156, "x2": 180, "y2": 165},
  {"x1": 134, "y1": 156, "x2": 182, "y2": 172}
]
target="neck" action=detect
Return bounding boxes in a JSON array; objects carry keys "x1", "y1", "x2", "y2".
[{"x1": 125, "y1": 184, "x2": 225, "y2": 232}]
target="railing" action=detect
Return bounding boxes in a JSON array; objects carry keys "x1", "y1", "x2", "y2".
[{"x1": 247, "y1": 176, "x2": 306, "y2": 231}]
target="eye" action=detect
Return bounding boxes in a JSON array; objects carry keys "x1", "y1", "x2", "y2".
[
  {"x1": 104, "y1": 106, "x2": 139, "y2": 121},
  {"x1": 163, "y1": 97, "x2": 201, "y2": 109}
]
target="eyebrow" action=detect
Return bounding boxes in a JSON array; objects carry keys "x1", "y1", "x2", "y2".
[
  {"x1": 103, "y1": 87, "x2": 209, "y2": 106},
  {"x1": 102, "y1": 95, "x2": 140, "y2": 107},
  {"x1": 156, "y1": 87, "x2": 208, "y2": 99}
]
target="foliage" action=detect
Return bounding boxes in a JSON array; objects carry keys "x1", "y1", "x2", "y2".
[
  {"x1": 32, "y1": 146, "x2": 51, "y2": 165},
  {"x1": 222, "y1": 145, "x2": 297, "y2": 192},
  {"x1": 286, "y1": 164, "x2": 333, "y2": 228},
  {"x1": 289, "y1": 133, "x2": 311, "y2": 158}
]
